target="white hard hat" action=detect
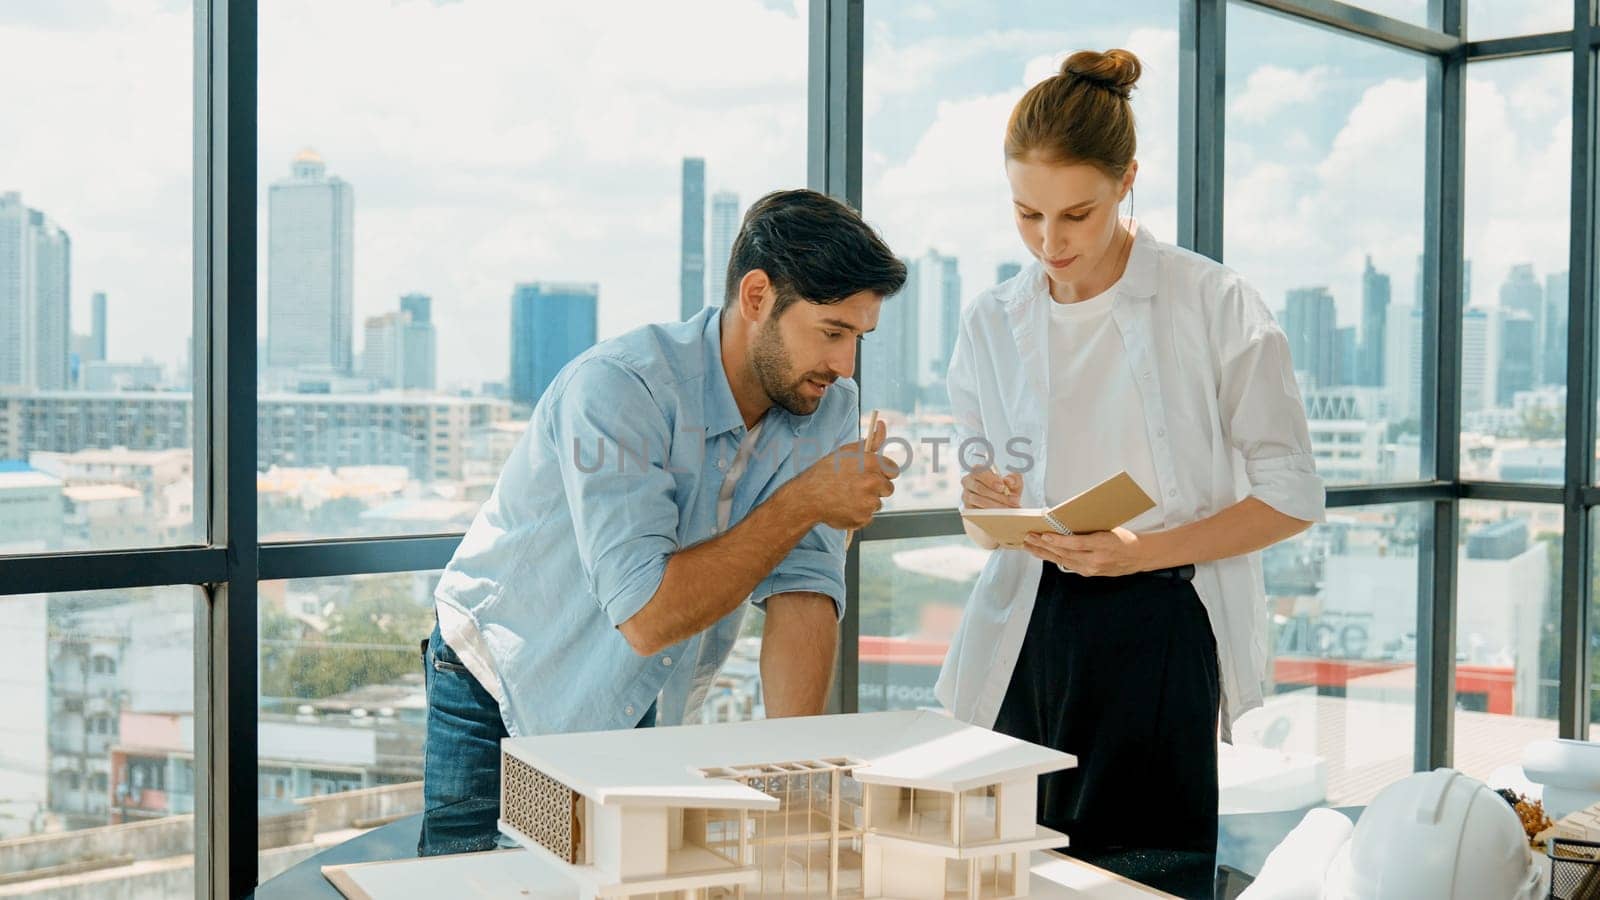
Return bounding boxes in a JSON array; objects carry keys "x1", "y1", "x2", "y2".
[{"x1": 1324, "y1": 768, "x2": 1544, "y2": 900}]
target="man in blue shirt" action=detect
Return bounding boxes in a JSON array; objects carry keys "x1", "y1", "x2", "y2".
[{"x1": 419, "y1": 190, "x2": 907, "y2": 856}]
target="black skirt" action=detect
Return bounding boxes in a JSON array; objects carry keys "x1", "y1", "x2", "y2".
[{"x1": 992, "y1": 562, "x2": 1221, "y2": 858}]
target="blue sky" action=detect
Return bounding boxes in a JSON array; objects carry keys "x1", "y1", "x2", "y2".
[{"x1": 0, "y1": 0, "x2": 1575, "y2": 387}]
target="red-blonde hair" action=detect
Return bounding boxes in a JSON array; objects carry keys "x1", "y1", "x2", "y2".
[{"x1": 1005, "y1": 48, "x2": 1142, "y2": 179}]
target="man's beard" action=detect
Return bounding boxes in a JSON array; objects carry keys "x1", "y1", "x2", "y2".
[{"x1": 750, "y1": 317, "x2": 830, "y2": 417}]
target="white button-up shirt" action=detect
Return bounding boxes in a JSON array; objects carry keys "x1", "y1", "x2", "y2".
[{"x1": 935, "y1": 222, "x2": 1326, "y2": 739}]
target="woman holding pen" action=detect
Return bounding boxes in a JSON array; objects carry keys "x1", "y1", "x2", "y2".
[{"x1": 936, "y1": 48, "x2": 1325, "y2": 889}]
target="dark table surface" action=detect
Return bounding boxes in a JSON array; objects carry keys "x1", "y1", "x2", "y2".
[{"x1": 260, "y1": 806, "x2": 1364, "y2": 900}]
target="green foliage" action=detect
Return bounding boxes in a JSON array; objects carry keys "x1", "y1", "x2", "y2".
[
  {"x1": 1519, "y1": 406, "x2": 1565, "y2": 441},
  {"x1": 857, "y1": 537, "x2": 979, "y2": 639},
  {"x1": 261, "y1": 575, "x2": 433, "y2": 701}
]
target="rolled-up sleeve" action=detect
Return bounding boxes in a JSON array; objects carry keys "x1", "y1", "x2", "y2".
[
  {"x1": 550, "y1": 358, "x2": 682, "y2": 627},
  {"x1": 1215, "y1": 281, "x2": 1327, "y2": 524},
  {"x1": 752, "y1": 400, "x2": 855, "y2": 621},
  {"x1": 948, "y1": 307, "x2": 1007, "y2": 550}
]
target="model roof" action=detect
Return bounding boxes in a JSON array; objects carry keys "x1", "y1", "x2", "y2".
[{"x1": 502, "y1": 709, "x2": 1076, "y2": 809}]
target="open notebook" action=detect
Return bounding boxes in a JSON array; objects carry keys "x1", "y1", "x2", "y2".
[{"x1": 960, "y1": 471, "x2": 1156, "y2": 548}]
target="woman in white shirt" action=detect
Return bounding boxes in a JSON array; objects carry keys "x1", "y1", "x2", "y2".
[{"x1": 938, "y1": 48, "x2": 1325, "y2": 885}]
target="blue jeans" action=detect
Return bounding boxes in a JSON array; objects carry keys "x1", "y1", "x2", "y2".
[{"x1": 417, "y1": 622, "x2": 656, "y2": 856}]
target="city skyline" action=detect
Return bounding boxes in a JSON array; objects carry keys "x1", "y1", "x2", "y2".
[
  {"x1": 7, "y1": 158, "x2": 1576, "y2": 431},
  {"x1": 1277, "y1": 253, "x2": 1571, "y2": 448},
  {"x1": 2, "y1": 3, "x2": 1572, "y2": 391}
]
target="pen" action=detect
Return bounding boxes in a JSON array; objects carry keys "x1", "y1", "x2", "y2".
[{"x1": 846, "y1": 410, "x2": 881, "y2": 549}]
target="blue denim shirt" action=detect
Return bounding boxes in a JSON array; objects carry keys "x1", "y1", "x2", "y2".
[{"x1": 434, "y1": 307, "x2": 857, "y2": 737}]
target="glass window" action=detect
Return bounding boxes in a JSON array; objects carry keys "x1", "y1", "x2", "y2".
[
  {"x1": 0, "y1": 587, "x2": 198, "y2": 896},
  {"x1": 858, "y1": 535, "x2": 988, "y2": 712},
  {"x1": 1588, "y1": 510, "x2": 1600, "y2": 728},
  {"x1": 1226, "y1": 504, "x2": 1420, "y2": 811},
  {"x1": 0, "y1": 2, "x2": 199, "y2": 554},
  {"x1": 1225, "y1": 6, "x2": 1427, "y2": 486},
  {"x1": 255, "y1": 567, "x2": 764, "y2": 883},
  {"x1": 1329, "y1": 1, "x2": 1427, "y2": 27},
  {"x1": 1463, "y1": 55, "x2": 1570, "y2": 484},
  {"x1": 1453, "y1": 501, "x2": 1560, "y2": 784},
  {"x1": 1469, "y1": 1, "x2": 1571, "y2": 39},
  {"x1": 257, "y1": 2, "x2": 808, "y2": 540},
  {"x1": 861, "y1": 0, "x2": 1179, "y2": 511},
  {"x1": 703, "y1": 605, "x2": 765, "y2": 726},
  {"x1": 257, "y1": 572, "x2": 438, "y2": 880}
]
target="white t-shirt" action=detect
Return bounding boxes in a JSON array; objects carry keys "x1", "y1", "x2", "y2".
[
  {"x1": 716, "y1": 422, "x2": 764, "y2": 532},
  {"x1": 1043, "y1": 286, "x2": 1165, "y2": 533}
]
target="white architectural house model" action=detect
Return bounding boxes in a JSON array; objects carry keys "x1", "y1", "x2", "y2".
[{"x1": 498, "y1": 710, "x2": 1077, "y2": 900}]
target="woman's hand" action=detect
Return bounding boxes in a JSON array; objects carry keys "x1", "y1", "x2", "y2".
[
  {"x1": 1023, "y1": 528, "x2": 1150, "y2": 577},
  {"x1": 961, "y1": 467, "x2": 1022, "y2": 509}
]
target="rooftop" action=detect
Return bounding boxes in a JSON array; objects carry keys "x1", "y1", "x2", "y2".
[
  {"x1": 0, "y1": 469, "x2": 62, "y2": 490},
  {"x1": 63, "y1": 484, "x2": 144, "y2": 502},
  {"x1": 504, "y1": 709, "x2": 1075, "y2": 810}
]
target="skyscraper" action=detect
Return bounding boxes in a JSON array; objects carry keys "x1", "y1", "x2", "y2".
[
  {"x1": 510, "y1": 282, "x2": 599, "y2": 407},
  {"x1": 1542, "y1": 271, "x2": 1569, "y2": 386},
  {"x1": 708, "y1": 191, "x2": 740, "y2": 309},
  {"x1": 912, "y1": 250, "x2": 962, "y2": 405},
  {"x1": 861, "y1": 257, "x2": 921, "y2": 413},
  {"x1": 1499, "y1": 263, "x2": 1541, "y2": 384},
  {"x1": 90, "y1": 291, "x2": 107, "y2": 362},
  {"x1": 1284, "y1": 287, "x2": 1339, "y2": 390},
  {"x1": 1, "y1": 195, "x2": 29, "y2": 384},
  {"x1": 1500, "y1": 263, "x2": 1541, "y2": 320},
  {"x1": 0, "y1": 192, "x2": 71, "y2": 390},
  {"x1": 1337, "y1": 326, "x2": 1358, "y2": 388},
  {"x1": 362, "y1": 312, "x2": 407, "y2": 389},
  {"x1": 680, "y1": 158, "x2": 706, "y2": 321},
  {"x1": 996, "y1": 262, "x2": 1023, "y2": 284},
  {"x1": 401, "y1": 292, "x2": 431, "y2": 325},
  {"x1": 399, "y1": 293, "x2": 437, "y2": 390},
  {"x1": 1496, "y1": 309, "x2": 1536, "y2": 407},
  {"x1": 1360, "y1": 256, "x2": 1389, "y2": 387},
  {"x1": 1386, "y1": 304, "x2": 1421, "y2": 421},
  {"x1": 267, "y1": 150, "x2": 355, "y2": 373},
  {"x1": 1462, "y1": 307, "x2": 1490, "y2": 413}
]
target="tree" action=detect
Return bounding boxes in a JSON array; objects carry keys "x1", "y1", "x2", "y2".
[
  {"x1": 261, "y1": 575, "x2": 433, "y2": 701},
  {"x1": 1520, "y1": 406, "x2": 1565, "y2": 441},
  {"x1": 857, "y1": 537, "x2": 981, "y2": 640}
]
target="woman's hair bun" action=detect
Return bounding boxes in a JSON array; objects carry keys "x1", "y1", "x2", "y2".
[{"x1": 1060, "y1": 48, "x2": 1142, "y2": 99}]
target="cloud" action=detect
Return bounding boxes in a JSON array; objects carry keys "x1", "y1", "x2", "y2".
[
  {"x1": 865, "y1": 26, "x2": 1181, "y2": 297},
  {"x1": 3, "y1": 0, "x2": 810, "y2": 387},
  {"x1": 1460, "y1": 59, "x2": 1572, "y2": 306},
  {"x1": 0, "y1": 2, "x2": 192, "y2": 369},
  {"x1": 1230, "y1": 65, "x2": 1334, "y2": 124},
  {"x1": 863, "y1": 27, "x2": 1077, "y2": 107},
  {"x1": 1222, "y1": 55, "x2": 1570, "y2": 335},
  {"x1": 1470, "y1": 2, "x2": 1569, "y2": 39},
  {"x1": 18, "y1": 2, "x2": 1564, "y2": 396},
  {"x1": 1226, "y1": 73, "x2": 1428, "y2": 323}
]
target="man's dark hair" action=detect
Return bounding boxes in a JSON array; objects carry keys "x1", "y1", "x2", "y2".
[{"x1": 723, "y1": 189, "x2": 907, "y2": 317}]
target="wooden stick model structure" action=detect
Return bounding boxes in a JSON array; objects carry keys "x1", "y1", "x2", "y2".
[{"x1": 498, "y1": 710, "x2": 1077, "y2": 900}]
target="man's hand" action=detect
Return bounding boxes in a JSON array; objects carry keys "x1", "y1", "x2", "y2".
[
  {"x1": 1023, "y1": 528, "x2": 1150, "y2": 577},
  {"x1": 784, "y1": 421, "x2": 899, "y2": 530},
  {"x1": 962, "y1": 466, "x2": 1021, "y2": 509}
]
